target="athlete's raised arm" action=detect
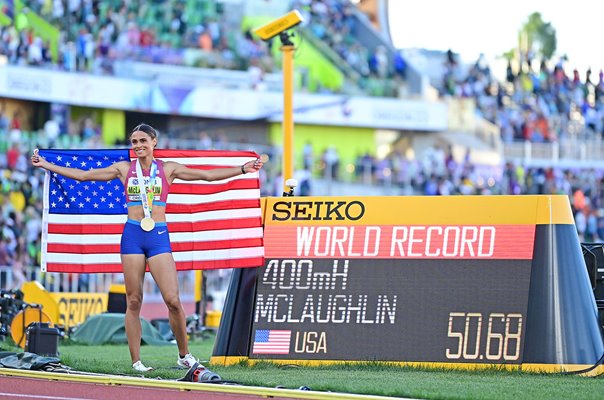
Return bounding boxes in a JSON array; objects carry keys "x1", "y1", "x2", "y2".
[
  {"x1": 31, "y1": 149, "x2": 130, "y2": 182},
  {"x1": 165, "y1": 158, "x2": 263, "y2": 183}
]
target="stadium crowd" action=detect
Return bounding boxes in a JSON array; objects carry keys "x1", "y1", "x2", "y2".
[
  {"x1": 293, "y1": 0, "x2": 406, "y2": 80},
  {"x1": 441, "y1": 50, "x2": 604, "y2": 143},
  {"x1": 0, "y1": 0, "x2": 404, "y2": 95},
  {"x1": 0, "y1": 0, "x2": 272, "y2": 75}
]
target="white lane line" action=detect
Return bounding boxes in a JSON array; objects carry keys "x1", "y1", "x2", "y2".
[{"x1": 0, "y1": 393, "x2": 95, "y2": 400}]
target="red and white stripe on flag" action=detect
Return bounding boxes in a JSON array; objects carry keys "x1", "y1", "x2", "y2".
[{"x1": 40, "y1": 149, "x2": 265, "y2": 273}]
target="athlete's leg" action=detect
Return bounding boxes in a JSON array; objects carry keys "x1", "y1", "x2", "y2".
[
  {"x1": 147, "y1": 252, "x2": 189, "y2": 357},
  {"x1": 121, "y1": 253, "x2": 147, "y2": 363}
]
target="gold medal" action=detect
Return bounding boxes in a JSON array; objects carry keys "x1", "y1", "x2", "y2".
[{"x1": 140, "y1": 217, "x2": 155, "y2": 232}]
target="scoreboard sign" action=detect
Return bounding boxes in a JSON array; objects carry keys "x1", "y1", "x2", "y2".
[
  {"x1": 254, "y1": 259, "x2": 528, "y2": 362},
  {"x1": 213, "y1": 195, "x2": 604, "y2": 373},
  {"x1": 254, "y1": 197, "x2": 534, "y2": 363}
]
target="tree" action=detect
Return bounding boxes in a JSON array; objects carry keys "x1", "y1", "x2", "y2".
[{"x1": 519, "y1": 12, "x2": 557, "y2": 61}]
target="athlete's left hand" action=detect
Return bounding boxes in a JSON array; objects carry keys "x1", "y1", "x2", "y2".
[{"x1": 243, "y1": 158, "x2": 264, "y2": 173}]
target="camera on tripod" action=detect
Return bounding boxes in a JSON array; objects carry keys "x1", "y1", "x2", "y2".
[
  {"x1": 283, "y1": 178, "x2": 298, "y2": 197},
  {"x1": 0, "y1": 289, "x2": 25, "y2": 339}
]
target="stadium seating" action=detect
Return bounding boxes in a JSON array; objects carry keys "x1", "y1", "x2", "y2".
[{"x1": 0, "y1": 0, "x2": 406, "y2": 97}]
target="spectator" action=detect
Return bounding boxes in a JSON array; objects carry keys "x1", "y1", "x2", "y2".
[
  {"x1": 6, "y1": 142, "x2": 20, "y2": 170},
  {"x1": 10, "y1": 110, "x2": 22, "y2": 131},
  {"x1": 80, "y1": 117, "x2": 99, "y2": 140},
  {"x1": 0, "y1": 103, "x2": 10, "y2": 131},
  {"x1": 303, "y1": 141, "x2": 314, "y2": 170},
  {"x1": 0, "y1": 234, "x2": 13, "y2": 266},
  {"x1": 322, "y1": 147, "x2": 340, "y2": 180},
  {"x1": 575, "y1": 206, "x2": 588, "y2": 242},
  {"x1": 44, "y1": 118, "x2": 61, "y2": 147},
  {"x1": 393, "y1": 50, "x2": 407, "y2": 79}
]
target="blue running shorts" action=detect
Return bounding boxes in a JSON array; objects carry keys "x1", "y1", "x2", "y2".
[{"x1": 120, "y1": 219, "x2": 172, "y2": 258}]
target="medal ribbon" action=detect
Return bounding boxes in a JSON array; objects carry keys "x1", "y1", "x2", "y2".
[{"x1": 135, "y1": 159, "x2": 158, "y2": 220}]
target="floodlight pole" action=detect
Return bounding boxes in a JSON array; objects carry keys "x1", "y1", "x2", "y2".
[{"x1": 280, "y1": 31, "x2": 295, "y2": 194}]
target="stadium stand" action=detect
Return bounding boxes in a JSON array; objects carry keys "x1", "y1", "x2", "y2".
[
  {"x1": 0, "y1": 0, "x2": 407, "y2": 96},
  {"x1": 0, "y1": 0, "x2": 262, "y2": 71},
  {"x1": 441, "y1": 50, "x2": 604, "y2": 143}
]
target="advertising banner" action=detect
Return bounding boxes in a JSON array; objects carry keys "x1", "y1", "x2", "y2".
[{"x1": 0, "y1": 66, "x2": 447, "y2": 131}]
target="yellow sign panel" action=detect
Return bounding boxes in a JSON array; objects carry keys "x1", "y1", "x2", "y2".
[
  {"x1": 253, "y1": 10, "x2": 303, "y2": 41},
  {"x1": 264, "y1": 195, "x2": 574, "y2": 226},
  {"x1": 22, "y1": 282, "x2": 108, "y2": 330},
  {"x1": 50, "y1": 293, "x2": 108, "y2": 329},
  {"x1": 21, "y1": 281, "x2": 60, "y2": 324}
]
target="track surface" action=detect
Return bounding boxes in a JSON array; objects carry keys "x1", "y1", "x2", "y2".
[
  {"x1": 0, "y1": 371, "x2": 401, "y2": 400},
  {"x1": 0, "y1": 375, "x2": 256, "y2": 400}
]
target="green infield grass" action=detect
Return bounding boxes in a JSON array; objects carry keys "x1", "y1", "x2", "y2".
[{"x1": 2, "y1": 334, "x2": 604, "y2": 399}]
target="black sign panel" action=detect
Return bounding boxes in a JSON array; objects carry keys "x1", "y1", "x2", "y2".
[{"x1": 250, "y1": 258, "x2": 531, "y2": 363}]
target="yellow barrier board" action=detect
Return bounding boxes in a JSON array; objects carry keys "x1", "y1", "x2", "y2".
[
  {"x1": 50, "y1": 292, "x2": 108, "y2": 329},
  {"x1": 22, "y1": 282, "x2": 108, "y2": 330}
]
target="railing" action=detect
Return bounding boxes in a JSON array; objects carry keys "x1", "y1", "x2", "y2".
[
  {"x1": 0, "y1": 266, "x2": 14, "y2": 291},
  {"x1": 0, "y1": 266, "x2": 197, "y2": 301},
  {"x1": 503, "y1": 137, "x2": 604, "y2": 168}
]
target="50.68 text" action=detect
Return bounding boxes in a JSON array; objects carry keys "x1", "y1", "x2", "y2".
[{"x1": 446, "y1": 312, "x2": 523, "y2": 362}]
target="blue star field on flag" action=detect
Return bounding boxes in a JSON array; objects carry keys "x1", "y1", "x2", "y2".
[{"x1": 40, "y1": 149, "x2": 130, "y2": 215}]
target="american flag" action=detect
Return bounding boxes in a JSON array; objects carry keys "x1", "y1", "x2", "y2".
[
  {"x1": 252, "y1": 330, "x2": 292, "y2": 354},
  {"x1": 39, "y1": 148, "x2": 265, "y2": 273}
]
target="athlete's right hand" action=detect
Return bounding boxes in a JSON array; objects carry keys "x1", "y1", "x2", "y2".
[{"x1": 31, "y1": 149, "x2": 45, "y2": 168}]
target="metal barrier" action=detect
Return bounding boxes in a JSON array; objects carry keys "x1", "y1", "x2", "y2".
[
  {"x1": 0, "y1": 266, "x2": 13, "y2": 291},
  {"x1": 0, "y1": 266, "x2": 197, "y2": 301},
  {"x1": 503, "y1": 137, "x2": 604, "y2": 168}
]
